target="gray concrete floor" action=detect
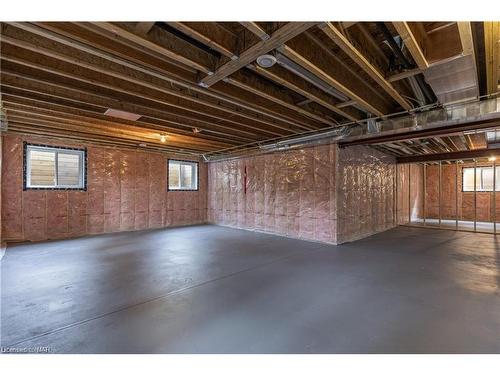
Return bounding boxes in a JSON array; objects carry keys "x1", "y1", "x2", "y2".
[
  {"x1": 412, "y1": 218, "x2": 500, "y2": 233},
  {"x1": 1, "y1": 225, "x2": 499, "y2": 354}
]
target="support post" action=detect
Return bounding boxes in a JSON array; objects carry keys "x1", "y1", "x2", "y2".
[
  {"x1": 493, "y1": 159, "x2": 496, "y2": 234},
  {"x1": 455, "y1": 160, "x2": 459, "y2": 230},
  {"x1": 439, "y1": 161, "x2": 442, "y2": 227},
  {"x1": 474, "y1": 159, "x2": 477, "y2": 232},
  {"x1": 408, "y1": 164, "x2": 411, "y2": 224},
  {"x1": 423, "y1": 163, "x2": 426, "y2": 226},
  {"x1": 395, "y1": 164, "x2": 399, "y2": 225}
]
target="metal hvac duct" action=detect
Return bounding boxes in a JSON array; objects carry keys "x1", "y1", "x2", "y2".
[
  {"x1": 340, "y1": 96, "x2": 500, "y2": 143},
  {"x1": 376, "y1": 22, "x2": 436, "y2": 105},
  {"x1": 423, "y1": 53, "x2": 480, "y2": 104},
  {"x1": 203, "y1": 96, "x2": 500, "y2": 161},
  {"x1": 204, "y1": 127, "x2": 352, "y2": 162},
  {"x1": 0, "y1": 106, "x2": 8, "y2": 131},
  {"x1": 274, "y1": 50, "x2": 368, "y2": 114}
]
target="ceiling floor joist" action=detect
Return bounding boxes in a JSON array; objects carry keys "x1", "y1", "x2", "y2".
[
  {"x1": 318, "y1": 22, "x2": 412, "y2": 111},
  {"x1": 199, "y1": 22, "x2": 318, "y2": 87}
]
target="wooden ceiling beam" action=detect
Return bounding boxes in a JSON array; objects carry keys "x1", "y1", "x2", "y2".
[
  {"x1": 199, "y1": 22, "x2": 318, "y2": 87},
  {"x1": 451, "y1": 135, "x2": 468, "y2": 151},
  {"x1": 464, "y1": 134, "x2": 474, "y2": 150},
  {"x1": 7, "y1": 23, "x2": 305, "y2": 134},
  {"x1": 0, "y1": 25, "x2": 251, "y2": 126},
  {"x1": 49, "y1": 22, "x2": 326, "y2": 131},
  {"x1": 1, "y1": 82, "x2": 257, "y2": 143},
  {"x1": 397, "y1": 148, "x2": 500, "y2": 163},
  {"x1": 457, "y1": 22, "x2": 475, "y2": 57},
  {"x1": 304, "y1": 30, "x2": 393, "y2": 108},
  {"x1": 0, "y1": 62, "x2": 280, "y2": 141},
  {"x1": 318, "y1": 22, "x2": 412, "y2": 111},
  {"x1": 92, "y1": 22, "x2": 216, "y2": 74},
  {"x1": 226, "y1": 70, "x2": 338, "y2": 126},
  {"x1": 441, "y1": 136, "x2": 459, "y2": 152},
  {"x1": 209, "y1": 80, "x2": 322, "y2": 130},
  {"x1": 392, "y1": 22, "x2": 429, "y2": 70},
  {"x1": 247, "y1": 64, "x2": 361, "y2": 122},
  {"x1": 279, "y1": 37, "x2": 389, "y2": 116},
  {"x1": 0, "y1": 31, "x2": 302, "y2": 136},
  {"x1": 1, "y1": 53, "x2": 290, "y2": 140},
  {"x1": 340, "y1": 117, "x2": 500, "y2": 148},
  {"x1": 81, "y1": 24, "x2": 331, "y2": 130},
  {"x1": 387, "y1": 68, "x2": 423, "y2": 82},
  {"x1": 3, "y1": 101, "x2": 230, "y2": 150},
  {"x1": 32, "y1": 22, "x2": 198, "y2": 81},
  {"x1": 468, "y1": 133, "x2": 488, "y2": 150},
  {"x1": 71, "y1": 22, "x2": 198, "y2": 75},
  {"x1": 1, "y1": 51, "x2": 290, "y2": 139},
  {"x1": 1, "y1": 87, "x2": 253, "y2": 144},
  {"x1": 484, "y1": 21, "x2": 500, "y2": 94},
  {"x1": 162, "y1": 22, "x2": 361, "y2": 123},
  {"x1": 162, "y1": 22, "x2": 357, "y2": 124},
  {"x1": 134, "y1": 22, "x2": 156, "y2": 36},
  {"x1": 335, "y1": 99, "x2": 356, "y2": 108},
  {"x1": 239, "y1": 22, "x2": 269, "y2": 41},
  {"x1": 7, "y1": 122, "x2": 203, "y2": 154},
  {"x1": 166, "y1": 22, "x2": 238, "y2": 59},
  {"x1": 355, "y1": 23, "x2": 389, "y2": 67},
  {"x1": 5, "y1": 113, "x2": 221, "y2": 153}
]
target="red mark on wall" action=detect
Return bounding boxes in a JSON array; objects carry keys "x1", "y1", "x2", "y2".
[{"x1": 244, "y1": 165, "x2": 247, "y2": 194}]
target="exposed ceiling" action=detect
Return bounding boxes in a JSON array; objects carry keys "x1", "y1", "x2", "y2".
[
  {"x1": 0, "y1": 21, "x2": 497, "y2": 155},
  {"x1": 372, "y1": 127, "x2": 500, "y2": 163}
]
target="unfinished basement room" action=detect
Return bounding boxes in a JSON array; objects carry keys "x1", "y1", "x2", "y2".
[{"x1": 1, "y1": 8, "x2": 500, "y2": 363}]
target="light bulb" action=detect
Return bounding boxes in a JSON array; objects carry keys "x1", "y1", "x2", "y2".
[{"x1": 160, "y1": 134, "x2": 167, "y2": 143}]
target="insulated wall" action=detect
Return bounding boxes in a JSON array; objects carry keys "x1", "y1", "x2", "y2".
[
  {"x1": 208, "y1": 143, "x2": 397, "y2": 244},
  {"x1": 396, "y1": 163, "x2": 424, "y2": 225},
  {"x1": 208, "y1": 143, "x2": 337, "y2": 243},
  {"x1": 425, "y1": 163, "x2": 500, "y2": 222},
  {"x1": 336, "y1": 145, "x2": 396, "y2": 243},
  {"x1": 1, "y1": 134, "x2": 207, "y2": 242},
  {"x1": 0, "y1": 134, "x2": 4, "y2": 254}
]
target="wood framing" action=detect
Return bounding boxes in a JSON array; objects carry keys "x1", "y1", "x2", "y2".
[
  {"x1": 392, "y1": 22, "x2": 429, "y2": 70},
  {"x1": 239, "y1": 22, "x2": 269, "y2": 40},
  {"x1": 318, "y1": 22, "x2": 412, "y2": 111},
  {"x1": 199, "y1": 22, "x2": 318, "y2": 87},
  {"x1": 484, "y1": 21, "x2": 500, "y2": 94},
  {"x1": 279, "y1": 42, "x2": 388, "y2": 116},
  {"x1": 1, "y1": 21, "x2": 491, "y2": 157}
]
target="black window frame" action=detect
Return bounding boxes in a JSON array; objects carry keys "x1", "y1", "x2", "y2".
[
  {"x1": 23, "y1": 142, "x2": 88, "y2": 191},
  {"x1": 167, "y1": 158, "x2": 199, "y2": 192}
]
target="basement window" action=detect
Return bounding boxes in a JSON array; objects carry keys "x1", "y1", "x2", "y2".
[
  {"x1": 462, "y1": 167, "x2": 500, "y2": 192},
  {"x1": 168, "y1": 159, "x2": 198, "y2": 191},
  {"x1": 24, "y1": 143, "x2": 87, "y2": 190}
]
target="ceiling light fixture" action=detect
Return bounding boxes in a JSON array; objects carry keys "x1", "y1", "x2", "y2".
[
  {"x1": 488, "y1": 156, "x2": 497, "y2": 162},
  {"x1": 160, "y1": 134, "x2": 168, "y2": 143},
  {"x1": 193, "y1": 127, "x2": 201, "y2": 134},
  {"x1": 256, "y1": 54, "x2": 277, "y2": 68},
  {"x1": 104, "y1": 108, "x2": 141, "y2": 121}
]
